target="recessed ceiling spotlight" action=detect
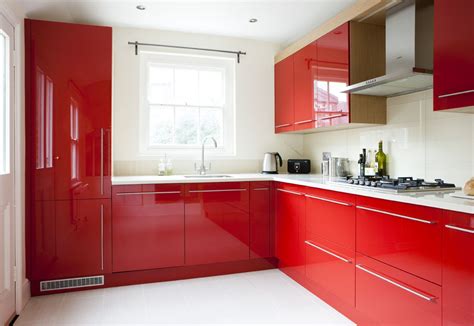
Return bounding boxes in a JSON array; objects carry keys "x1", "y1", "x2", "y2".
[
  {"x1": 249, "y1": 18, "x2": 258, "y2": 23},
  {"x1": 136, "y1": 4, "x2": 146, "y2": 10}
]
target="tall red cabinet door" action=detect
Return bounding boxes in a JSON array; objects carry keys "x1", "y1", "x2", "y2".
[
  {"x1": 434, "y1": 0, "x2": 474, "y2": 112},
  {"x1": 274, "y1": 55, "x2": 295, "y2": 133},
  {"x1": 443, "y1": 211, "x2": 474, "y2": 326},
  {"x1": 31, "y1": 199, "x2": 111, "y2": 280},
  {"x1": 112, "y1": 184, "x2": 185, "y2": 272},
  {"x1": 185, "y1": 182, "x2": 250, "y2": 265},
  {"x1": 250, "y1": 182, "x2": 271, "y2": 259},
  {"x1": 26, "y1": 19, "x2": 112, "y2": 201},
  {"x1": 275, "y1": 183, "x2": 305, "y2": 278},
  {"x1": 293, "y1": 42, "x2": 317, "y2": 130},
  {"x1": 315, "y1": 23, "x2": 349, "y2": 127}
]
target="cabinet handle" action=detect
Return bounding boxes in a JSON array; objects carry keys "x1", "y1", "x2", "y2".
[
  {"x1": 276, "y1": 188, "x2": 304, "y2": 196},
  {"x1": 253, "y1": 187, "x2": 270, "y2": 191},
  {"x1": 356, "y1": 206, "x2": 436, "y2": 225},
  {"x1": 305, "y1": 194, "x2": 352, "y2": 207},
  {"x1": 438, "y1": 89, "x2": 474, "y2": 98},
  {"x1": 100, "y1": 204, "x2": 104, "y2": 271},
  {"x1": 116, "y1": 191, "x2": 181, "y2": 196},
  {"x1": 275, "y1": 123, "x2": 291, "y2": 128},
  {"x1": 294, "y1": 119, "x2": 313, "y2": 125},
  {"x1": 189, "y1": 189, "x2": 247, "y2": 193},
  {"x1": 318, "y1": 114, "x2": 344, "y2": 121},
  {"x1": 445, "y1": 224, "x2": 474, "y2": 234},
  {"x1": 356, "y1": 264, "x2": 437, "y2": 302},
  {"x1": 100, "y1": 128, "x2": 104, "y2": 195},
  {"x1": 305, "y1": 240, "x2": 352, "y2": 264}
]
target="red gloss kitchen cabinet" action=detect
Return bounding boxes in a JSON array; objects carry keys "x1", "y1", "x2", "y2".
[
  {"x1": 25, "y1": 19, "x2": 112, "y2": 201},
  {"x1": 249, "y1": 182, "x2": 272, "y2": 259},
  {"x1": 185, "y1": 182, "x2": 250, "y2": 265},
  {"x1": 274, "y1": 55, "x2": 295, "y2": 133},
  {"x1": 293, "y1": 42, "x2": 317, "y2": 131},
  {"x1": 274, "y1": 183, "x2": 305, "y2": 278},
  {"x1": 442, "y1": 211, "x2": 474, "y2": 326},
  {"x1": 31, "y1": 199, "x2": 111, "y2": 280},
  {"x1": 315, "y1": 23, "x2": 350, "y2": 128},
  {"x1": 111, "y1": 184, "x2": 185, "y2": 272},
  {"x1": 434, "y1": 0, "x2": 474, "y2": 112}
]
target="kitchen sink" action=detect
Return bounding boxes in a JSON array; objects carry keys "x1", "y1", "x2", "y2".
[{"x1": 184, "y1": 174, "x2": 232, "y2": 178}]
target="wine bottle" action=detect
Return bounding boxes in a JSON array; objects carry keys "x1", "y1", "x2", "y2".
[{"x1": 375, "y1": 141, "x2": 387, "y2": 176}]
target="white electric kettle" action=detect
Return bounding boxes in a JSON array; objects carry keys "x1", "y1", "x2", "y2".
[{"x1": 262, "y1": 152, "x2": 283, "y2": 174}]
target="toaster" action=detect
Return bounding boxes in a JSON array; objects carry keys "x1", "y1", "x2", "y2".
[{"x1": 287, "y1": 159, "x2": 311, "y2": 174}]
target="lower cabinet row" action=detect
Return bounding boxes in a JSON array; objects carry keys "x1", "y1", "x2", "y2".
[{"x1": 274, "y1": 182, "x2": 474, "y2": 326}]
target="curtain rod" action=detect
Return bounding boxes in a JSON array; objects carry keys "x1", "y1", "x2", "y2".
[{"x1": 128, "y1": 41, "x2": 247, "y2": 63}]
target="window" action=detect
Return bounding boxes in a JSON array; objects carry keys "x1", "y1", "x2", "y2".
[
  {"x1": 0, "y1": 30, "x2": 9, "y2": 175},
  {"x1": 139, "y1": 51, "x2": 235, "y2": 156}
]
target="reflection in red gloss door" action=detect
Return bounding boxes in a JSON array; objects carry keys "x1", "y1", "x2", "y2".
[
  {"x1": 434, "y1": 0, "x2": 474, "y2": 111},
  {"x1": 185, "y1": 182, "x2": 250, "y2": 265},
  {"x1": 274, "y1": 55, "x2": 295, "y2": 133},
  {"x1": 112, "y1": 184, "x2": 185, "y2": 272},
  {"x1": 31, "y1": 199, "x2": 111, "y2": 280},
  {"x1": 250, "y1": 182, "x2": 271, "y2": 259},
  {"x1": 443, "y1": 211, "x2": 474, "y2": 326}
]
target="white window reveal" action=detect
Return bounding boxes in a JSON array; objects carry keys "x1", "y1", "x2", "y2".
[
  {"x1": 0, "y1": 30, "x2": 9, "y2": 175},
  {"x1": 139, "y1": 51, "x2": 235, "y2": 157}
]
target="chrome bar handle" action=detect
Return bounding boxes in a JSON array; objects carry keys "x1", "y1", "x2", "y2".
[
  {"x1": 356, "y1": 264, "x2": 437, "y2": 302},
  {"x1": 275, "y1": 123, "x2": 291, "y2": 128},
  {"x1": 438, "y1": 89, "x2": 474, "y2": 98},
  {"x1": 305, "y1": 240, "x2": 352, "y2": 264},
  {"x1": 189, "y1": 189, "x2": 247, "y2": 193},
  {"x1": 116, "y1": 191, "x2": 182, "y2": 196},
  {"x1": 253, "y1": 188, "x2": 270, "y2": 191},
  {"x1": 294, "y1": 119, "x2": 313, "y2": 125},
  {"x1": 305, "y1": 194, "x2": 352, "y2": 207},
  {"x1": 100, "y1": 128, "x2": 104, "y2": 195},
  {"x1": 100, "y1": 204, "x2": 104, "y2": 271},
  {"x1": 445, "y1": 224, "x2": 474, "y2": 234},
  {"x1": 356, "y1": 206, "x2": 436, "y2": 225},
  {"x1": 276, "y1": 188, "x2": 304, "y2": 196}
]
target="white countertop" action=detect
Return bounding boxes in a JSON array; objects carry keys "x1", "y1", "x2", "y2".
[{"x1": 112, "y1": 174, "x2": 474, "y2": 214}]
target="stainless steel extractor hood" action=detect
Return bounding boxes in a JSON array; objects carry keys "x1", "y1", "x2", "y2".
[{"x1": 343, "y1": 0, "x2": 433, "y2": 97}]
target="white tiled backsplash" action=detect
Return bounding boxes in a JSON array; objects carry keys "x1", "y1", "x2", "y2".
[{"x1": 303, "y1": 90, "x2": 474, "y2": 187}]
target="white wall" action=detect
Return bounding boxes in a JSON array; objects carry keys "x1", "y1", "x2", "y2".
[
  {"x1": 112, "y1": 27, "x2": 303, "y2": 175},
  {"x1": 303, "y1": 90, "x2": 474, "y2": 187}
]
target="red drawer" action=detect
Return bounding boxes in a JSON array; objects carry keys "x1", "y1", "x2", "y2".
[
  {"x1": 305, "y1": 236, "x2": 355, "y2": 307},
  {"x1": 305, "y1": 188, "x2": 355, "y2": 251},
  {"x1": 356, "y1": 255, "x2": 441, "y2": 326},
  {"x1": 356, "y1": 196, "x2": 442, "y2": 284}
]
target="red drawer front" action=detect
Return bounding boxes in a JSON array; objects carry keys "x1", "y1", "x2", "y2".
[
  {"x1": 356, "y1": 255, "x2": 441, "y2": 326},
  {"x1": 185, "y1": 182, "x2": 250, "y2": 265},
  {"x1": 305, "y1": 236, "x2": 355, "y2": 307},
  {"x1": 305, "y1": 188, "x2": 355, "y2": 251},
  {"x1": 443, "y1": 211, "x2": 474, "y2": 326},
  {"x1": 356, "y1": 197, "x2": 442, "y2": 284},
  {"x1": 112, "y1": 184, "x2": 185, "y2": 272},
  {"x1": 250, "y1": 182, "x2": 271, "y2": 259}
]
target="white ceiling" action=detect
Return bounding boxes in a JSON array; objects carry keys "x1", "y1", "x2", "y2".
[{"x1": 17, "y1": 0, "x2": 357, "y2": 45}]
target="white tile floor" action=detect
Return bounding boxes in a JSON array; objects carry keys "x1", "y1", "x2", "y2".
[{"x1": 15, "y1": 269, "x2": 355, "y2": 326}]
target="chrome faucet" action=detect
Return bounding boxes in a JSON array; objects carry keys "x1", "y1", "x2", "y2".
[{"x1": 195, "y1": 136, "x2": 217, "y2": 175}]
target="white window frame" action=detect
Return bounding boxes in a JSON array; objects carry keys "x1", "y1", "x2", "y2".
[{"x1": 138, "y1": 50, "x2": 236, "y2": 158}]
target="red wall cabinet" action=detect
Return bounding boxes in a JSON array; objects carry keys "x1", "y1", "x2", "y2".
[
  {"x1": 250, "y1": 182, "x2": 272, "y2": 259},
  {"x1": 434, "y1": 0, "x2": 474, "y2": 112},
  {"x1": 185, "y1": 182, "x2": 250, "y2": 265},
  {"x1": 274, "y1": 183, "x2": 305, "y2": 277},
  {"x1": 442, "y1": 211, "x2": 474, "y2": 326},
  {"x1": 111, "y1": 184, "x2": 185, "y2": 272},
  {"x1": 31, "y1": 199, "x2": 111, "y2": 280},
  {"x1": 274, "y1": 55, "x2": 295, "y2": 133}
]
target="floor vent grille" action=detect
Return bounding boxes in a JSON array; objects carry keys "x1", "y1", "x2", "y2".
[{"x1": 40, "y1": 275, "x2": 104, "y2": 292}]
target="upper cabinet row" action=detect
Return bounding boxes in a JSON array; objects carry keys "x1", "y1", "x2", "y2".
[{"x1": 275, "y1": 22, "x2": 387, "y2": 134}]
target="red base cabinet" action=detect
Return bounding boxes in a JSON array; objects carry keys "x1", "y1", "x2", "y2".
[
  {"x1": 112, "y1": 184, "x2": 185, "y2": 272},
  {"x1": 250, "y1": 182, "x2": 272, "y2": 259},
  {"x1": 442, "y1": 211, "x2": 474, "y2": 326},
  {"x1": 185, "y1": 182, "x2": 250, "y2": 265}
]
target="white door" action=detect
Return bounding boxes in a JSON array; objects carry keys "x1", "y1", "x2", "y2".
[{"x1": 0, "y1": 13, "x2": 15, "y2": 325}]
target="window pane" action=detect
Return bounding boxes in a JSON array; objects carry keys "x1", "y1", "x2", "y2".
[
  {"x1": 174, "y1": 68, "x2": 198, "y2": 106},
  {"x1": 148, "y1": 65, "x2": 173, "y2": 104},
  {"x1": 200, "y1": 108, "x2": 223, "y2": 145},
  {"x1": 149, "y1": 106, "x2": 173, "y2": 145},
  {"x1": 175, "y1": 107, "x2": 198, "y2": 145},
  {"x1": 199, "y1": 70, "x2": 224, "y2": 106}
]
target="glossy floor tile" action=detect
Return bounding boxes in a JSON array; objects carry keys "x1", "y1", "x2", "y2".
[{"x1": 15, "y1": 269, "x2": 355, "y2": 325}]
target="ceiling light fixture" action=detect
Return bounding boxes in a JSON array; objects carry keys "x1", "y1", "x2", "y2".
[
  {"x1": 249, "y1": 18, "x2": 258, "y2": 23},
  {"x1": 136, "y1": 4, "x2": 146, "y2": 10}
]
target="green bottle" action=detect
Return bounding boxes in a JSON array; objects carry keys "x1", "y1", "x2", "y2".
[{"x1": 375, "y1": 140, "x2": 387, "y2": 176}]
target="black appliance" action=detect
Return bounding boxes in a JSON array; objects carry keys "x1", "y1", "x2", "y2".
[{"x1": 288, "y1": 159, "x2": 311, "y2": 174}]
